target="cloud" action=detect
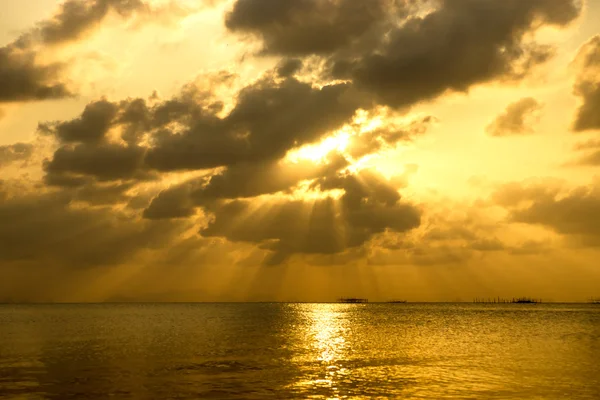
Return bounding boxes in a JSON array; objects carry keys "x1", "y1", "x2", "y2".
[
  {"x1": 19, "y1": 0, "x2": 191, "y2": 47},
  {"x1": 469, "y1": 237, "x2": 506, "y2": 252},
  {"x1": 0, "y1": 143, "x2": 34, "y2": 168},
  {"x1": 201, "y1": 170, "x2": 421, "y2": 264},
  {"x1": 486, "y1": 97, "x2": 543, "y2": 136},
  {"x1": 44, "y1": 143, "x2": 150, "y2": 184},
  {"x1": 38, "y1": 96, "x2": 154, "y2": 184},
  {"x1": 31, "y1": 0, "x2": 148, "y2": 46},
  {"x1": 574, "y1": 150, "x2": 600, "y2": 166},
  {"x1": 370, "y1": 198, "x2": 559, "y2": 266},
  {"x1": 194, "y1": 156, "x2": 347, "y2": 202},
  {"x1": 225, "y1": 0, "x2": 394, "y2": 56},
  {"x1": 568, "y1": 139, "x2": 600, "y2": 167},
  {"x1": 33, "y1": 65, "x2": 434, "y2": 266},
  {"x1": 0, "y1": 0, "x2": 189, "y2": 104},
  {"x1": 572, "y1": 35, "x2": 600, "y2": 132},
  {"x1": 511, "y1": 187, "x2": 600, "y2": 238},
  {"x1": 276, "y1": 58, "x2": 303, "y2": 77},
  {"x1": 331, "y1": 0, "x2": 579, "y2": 108},
  {"x1": 227, "y1": 0, "x2": 580, "y2": 109},
  {"x1": 73, "y1": 181, "x2": 135, "y2": 205},
  {"x1": 142, "y1": 183, "x2": 197, "y2": 220},
  {"x1": 345, "y1": 114, "x2": 435, "y2": 158},
  {"x1": 38, "y1": 100, "x2": 119, "y2": 143},
  {"x1": 146, "y1": 76, "x2": 367, "y2": 171},
  {"x1": 0, "y1": 191, "x2": 190, "y2": 268},
  {"x1": 495, "y1": 180, "x2": 600, "y2": 246},
  {"x1": 574, "y1": 139, "x2": 600, "y2": 151},
  {"x1": 0, "y1": 47, "x2": 71, "y2": 103},
  {"x1": 1, "y1": 0, "x2": 148, "y2": 103},
  {"x1": 508, "y1": 240, "x2": 552, "y2": 255},
  {"x1": 38, "y1": 73, "x2": 368, "y2": 185},
  {"x1": 492, "y1": 179, "x2": 563, "y2": 207},
  {"x1": 142, "y1": 153, "x2": 349, "y2": 220}
]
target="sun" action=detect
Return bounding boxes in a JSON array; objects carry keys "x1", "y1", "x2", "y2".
[
  {"x1": 287, "y1": 132, "x2": 351, "y2": 164},
  {"x1": 285, "y1": 109, "x2": 389, "y2": 165}
]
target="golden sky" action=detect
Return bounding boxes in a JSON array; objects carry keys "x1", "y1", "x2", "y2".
[{"x1": 1, "y1": 0, "x2": 600, "y2": 302}]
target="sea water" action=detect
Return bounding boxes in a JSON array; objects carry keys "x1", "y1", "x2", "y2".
[{"x1": 0, "y1": 303, "x2": 599, "y2": 399}]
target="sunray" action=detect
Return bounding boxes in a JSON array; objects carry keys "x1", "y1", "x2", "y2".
[{"x1": 206, "y1": 195, "x2": 276, "y2": 238}]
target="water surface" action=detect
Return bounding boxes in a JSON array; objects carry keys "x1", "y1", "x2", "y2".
[{"x1": 0, "y1": 303, "x2": 599, "y2": 399}]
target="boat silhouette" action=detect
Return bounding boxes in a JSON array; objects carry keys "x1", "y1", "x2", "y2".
[
  {"x1": 512, "y1": 297, "x2": 540, "y2": 304},
  {"x1": 338, "y1": 297, "x2": 368, "y2": 303},
  {"x1": 473, "y1": 297, "x2": 541, "y2": 304}
]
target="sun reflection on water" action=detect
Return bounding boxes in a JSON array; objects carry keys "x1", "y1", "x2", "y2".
[
  {"x1": 290, "y1": 304, "x2": 357, "y2": 398},
  {"x1": 312, "y1": 306, "x2": 347, "y2": 363}
]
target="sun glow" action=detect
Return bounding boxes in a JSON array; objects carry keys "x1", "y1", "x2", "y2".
[
  {"x1": 287, "y1": 132, "x2": 351, "y2": 164},
  {"x1": 290, "y1": 181, "x2": 346, "y2": 201},
  {"x1": 285, "y1": 109, "x2": 390, "y2": 165}
]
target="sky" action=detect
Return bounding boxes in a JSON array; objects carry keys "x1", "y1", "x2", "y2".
[{"x1": 1, "y1": 0, "x2": 600, "y2": 302}]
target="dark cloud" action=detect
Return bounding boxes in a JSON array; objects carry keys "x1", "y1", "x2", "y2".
[
  {"x1": 201, "y1": 170, "x2": 421, "y2": 264},
  {"x1": 39, "y1": 96, "x2": 159, "y2": 148},
  {"x1": 145, "y1": 77, "x2": 367, "y2": 171},
  {"x1": 0, "y1": 191, "x2": 188, "y2": 268},
  {"x1": 225, "y1": 0, "x2": 393, "y2": 56},
  {"x1": 143, "y1": 183, "x2": 196, "y2": 220},
  {"x1": 37, "y1": 176, "x2": 135, "y2": 206},
  {"x1": 38, "y1": 100, "x2": 119, "y2": 143},
  {"x1": 23, "y1": 62, "x2": 431, "y2": 267},
  {"x1": 508, "y1": 240, "x2": 552, "y2": 255},
  {"x1": 39, "y1": 71, "x2": 439, "y2": 260},
  {"x1": 73, "y1": 181, "x2": 135, "y2": 205},
  {"x1": 276, "y1": 58, "x2": 303, "y2": 77},
  {"x1": 143, "y1": 155, "x2": 349, "y2": 219},
  {"x1": 486, "y1": 97, "x2": 542, "y2": 136},
  {"x1": 512, "y1": 188, "x2": 600, "y2": 238},
  {"x1": 38, "y1": 74, "x2": 365, "y2": 185},
  {"x1": 1, "y1": 0, "x2": 187, "y2": 104},
  {"x1": 572, "y1": 35, "x2": 600, "y2": 132},
  {"x1": 44, "y1": 143, "x2": 149, "y2": 184},
  {"x1": 1, "y1": 0, "x2": 147, "y2": 103},
  {"x1": 17, "y1": 0, "x2": 192, "y2": 48},
  {"x1": 496, "y1": 180, "x2": 600, "y2": 245},
  {"x1": 469, "y1": 238, "x2": 506, "y2": 252},
  {"x1": 0, "y1": 143, "x2": 34, "y2": 167},
  {"x1": 0, "y1": 47, "x2": 71, "y2": 103},
  {"x1": 118, "y1": 97, "x2": 153, "y2": 144},
  {"x1": 227, "y1": 0, "x2": 579, "y2": 108},
  {"x1": 32, "y1": 0, "x2": 148, "y2": 46},
  {"x1": 574, "y1": 150, "x2": 600, "y2": 166},
  {"x1": 0, "y1": 0, "x2": 146, "y2": 104},
  {"x1": 38, "y1": 97, "x2": 153, "y2": 184},
  {"x1": 332, "y1": 0, "x2": 579, "y2": 107},
  {"x1": 192, "y1": 156, "x2": 347, "y2": 202},
  {"x1": 421, "y1": 226, "x2": 478, "y2": 242}
]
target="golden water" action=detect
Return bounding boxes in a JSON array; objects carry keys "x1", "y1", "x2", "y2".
[{"x1": 1, "y1": 303, "x2": 599, "y2": 399}]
